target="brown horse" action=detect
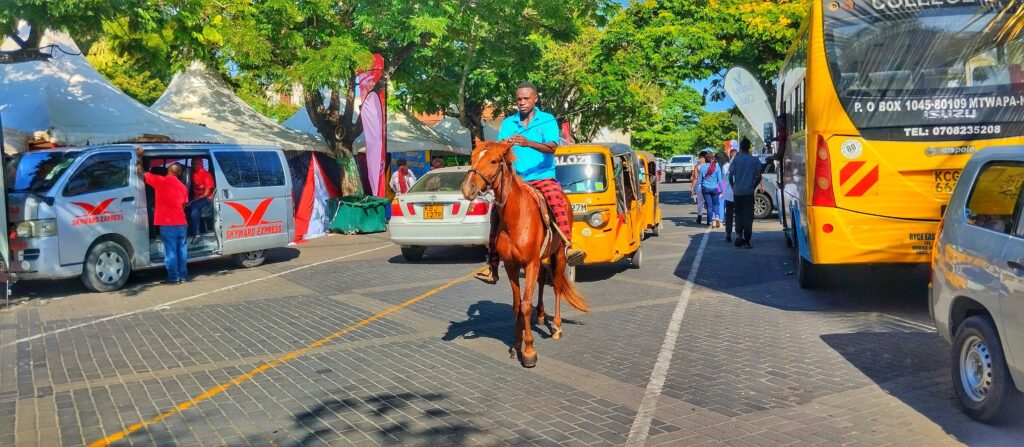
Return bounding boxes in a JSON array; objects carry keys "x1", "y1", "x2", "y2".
[{"x1": 461, "y1": 141, "x2": 589, "y2": 368}]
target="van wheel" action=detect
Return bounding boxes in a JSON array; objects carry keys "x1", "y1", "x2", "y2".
[
  {"x1": 82, "y1": 241, "x2": 131, "y2": 292},
  {"x1": 629, "y1": 245, "x2": 643, "y2": 269},
  {"x1": 401, "y1": 246, "x2": 426, "y2": 262},
  {"x1": 754, "y1": 193, "x2": 772, "y2": 219},
  {"x1": 953, "y1": 315, "x2": 1014, "y2": 422},
  {"x1": 233, "y1": 250, "x2": 266, "y2": 268}
]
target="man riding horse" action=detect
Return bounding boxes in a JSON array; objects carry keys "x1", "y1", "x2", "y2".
[{"x1": 473, "y1": 82, "x2": 585, "y2": 284}]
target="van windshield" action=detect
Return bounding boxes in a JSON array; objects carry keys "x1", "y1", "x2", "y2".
[
  {"x1": 671, "y1": 156, "x2": 692, "y2": 164},
  {"x1": 5, "y1": 152, "x2": 81, "y2": 193}
]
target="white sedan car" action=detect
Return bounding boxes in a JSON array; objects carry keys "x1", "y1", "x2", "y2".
[{"x1": 389, "y1": 166, "x2": 492, "y2": 261}]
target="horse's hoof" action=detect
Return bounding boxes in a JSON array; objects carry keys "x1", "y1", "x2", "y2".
[
  {"x1": 521, "y1": 353, "x2": 538, "y2": 368},
  {"x1": 552, "y1": 329, "x2": 563, "y2": 340},
  {"x1": 508, "y1": 348, "x2": 516, "y2": 359}
]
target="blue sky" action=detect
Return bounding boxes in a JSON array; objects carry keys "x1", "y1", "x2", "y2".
[{"x1": 690, "y1": 78, "x2": 735, "y2": 112}]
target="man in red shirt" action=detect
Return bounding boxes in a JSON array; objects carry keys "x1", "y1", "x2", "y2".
[
  {"x1": 187, "y1": 157, "x2": 215, "y2": 244},
  {"x1": 136, "y1": 147, "x2": 189, "y2": 284}
]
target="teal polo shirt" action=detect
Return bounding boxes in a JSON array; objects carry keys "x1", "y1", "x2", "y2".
[{"x1": 498, "y1": 108, "x2": 560, "y2": 181}]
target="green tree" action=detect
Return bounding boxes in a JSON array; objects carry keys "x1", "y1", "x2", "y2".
[
  {"x1": 398, "y1": 1, "x2": 596, "y2": 145},
  {"x1": 216, "y1": 0, "x2": 451, "y2": 194},
  {"x1": 1, "y1": 0, "x2": 139, "y2": 62},
  {"x1": 688, "y1": 111, "x2": 738, "y2": 154},
  {"x1": 630, "y1": 87, "x2": 705, "y2": 158}
]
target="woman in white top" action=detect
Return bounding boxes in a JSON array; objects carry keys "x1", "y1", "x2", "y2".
[
  {"x1": 389, "y1": 158, "x2": 417, "y2": 194},
  {"x1": 691, "y1": 152, "x2": 706, "y2": 224},
  {"x1": 721, "y1": 149, "x2": 738, "y2": 242}
]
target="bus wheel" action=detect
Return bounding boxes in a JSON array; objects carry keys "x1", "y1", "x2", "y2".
[
  {"x1": 82, "y1": 241, "x2": 131, "y2": 293},
  {"x1": 629, "y1": 245, "x2": 643, "y2": 269},
  {"x1": 233, "y1": 250, "x2": 266, "y2": 268},
  {"x1": 796, "y1": 253, "x2": 819, "y2": 289}
]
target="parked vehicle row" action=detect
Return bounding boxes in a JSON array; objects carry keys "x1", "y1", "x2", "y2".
[
  {"x1": 6, "y1": 144, "x2": 293, "y2": 292},
  {"x1": 390, "y1": 143, "x2": 664, "y2": 279}
]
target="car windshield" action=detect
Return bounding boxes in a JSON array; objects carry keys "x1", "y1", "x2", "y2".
[
  {"x1": 556, "y1": 153, "x2": 608, "y2": 194},
  {"x1": 5, "y1": 151, "x2": 81, "y2": 193},
  {"x1": 671, "y1": 156, "x2": 692, "y2": 164},
  {"x1": 408, "y1": 171, "x2": 465, "y2": 193}
]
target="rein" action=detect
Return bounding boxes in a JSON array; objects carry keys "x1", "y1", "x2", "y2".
[{"x1": 468, "y1": 160, "x2": 512, "y2": 207}]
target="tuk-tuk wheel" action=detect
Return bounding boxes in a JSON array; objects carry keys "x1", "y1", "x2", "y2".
[
  {"x1": 82, "y1": 241, "x2": 131, "y2": 293},
  {"x1": 233, "y1": 250, "x2": 266, "y2": 268},
  {"x1": 652, "y1": 222, "x2": 662, "y2": 237},
  {"x1": 629, "y1": 245, "x2": 643, "y2": 269},
  {"x1": 566, "y1": 265, "x2": 576, "y2": 282}
]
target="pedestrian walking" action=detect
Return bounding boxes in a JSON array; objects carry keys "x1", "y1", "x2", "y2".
[
  {"x1": 720, "y1": 149, "x2": 738, "y2": 242},
  {"x1": 698, "y1": 151, "x2": 722, "y2": 228},
  {"x1": 135, "y1": 147, "x2": 189, "y2": 284},
  {"x1": 389, "y1": 158, "x2": 417, "y2": 194},
  {"x1": 728, "y1": 138, "x2": 762, "y2": 248},
  {"x1": 691, "y1": 152, "x2": 705, "y2": 224}
]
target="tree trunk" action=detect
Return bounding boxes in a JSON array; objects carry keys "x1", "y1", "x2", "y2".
[
  {"x1": 455, "y1": 101, "x2": 485, "y2": 149},
  {"x1": 304, "y1": 88, "x2": 363, "y2": 196}
]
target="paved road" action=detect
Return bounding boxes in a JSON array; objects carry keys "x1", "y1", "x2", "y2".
[{"x1": 1, "y1": 182, "x2": 1022, "y2": 446}]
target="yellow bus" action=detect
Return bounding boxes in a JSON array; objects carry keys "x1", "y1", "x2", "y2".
[{"x1": 774, "y1": 0, "x2": 1024, "y2": 288}]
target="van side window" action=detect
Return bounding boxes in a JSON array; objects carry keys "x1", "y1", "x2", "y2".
[
  {"x1": 63, "y1": 153, "x2": 130, "y2": 197},
  {"x1": 965, "y1": 163, "x2": 1024, "y2": 235},
  {"x1": 215, "y1": 152, "x2": 285, "y2": 188}
]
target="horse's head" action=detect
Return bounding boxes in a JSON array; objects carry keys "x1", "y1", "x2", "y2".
[{"x1": 462, "y1": 141, "x2": 515, "y2": 201}]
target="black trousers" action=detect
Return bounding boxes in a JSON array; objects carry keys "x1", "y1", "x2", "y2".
[
  {"x1": 724, "y1": 200, "x2": 735, "y2": 236},
  {"x1": 733, "y1": 195, "x2": 754, "y2": 242}
]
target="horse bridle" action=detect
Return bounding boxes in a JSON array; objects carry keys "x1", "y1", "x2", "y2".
[{"x1": 467, "y1": 159, "x2": 509, "y2": 207}]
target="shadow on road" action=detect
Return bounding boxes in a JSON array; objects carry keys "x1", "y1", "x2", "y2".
[
  {"x1": 442, "y1": 299, "x2": 579, "y2": 348},
  {"x1": 387, "y1": 246, "x2": 486, "y2": 265},
  {"x1": 7, "y1": 247, "x2": 301, "y2": 302},
  {"x1": 823, "y1": 331, "x2": 1024, "y2": 444}
]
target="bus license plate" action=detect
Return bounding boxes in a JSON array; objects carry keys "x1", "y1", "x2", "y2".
[
  {"x1": 571, "y1": 203, "x2": 587, "y2": 213},
  {"x1": 934, "y1": 170, "x2": 961, "y2": 194},
  {"x1": 424, "y1": 204, "x2": 444, "y2": 219}
]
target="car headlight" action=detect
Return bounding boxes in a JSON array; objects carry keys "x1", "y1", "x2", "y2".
[
  {"x1": 586, "y1": 210, "x2": 609, "y2": 228},
  {"x1": 15, "y1": 219, "x2": 57, "y2": 238}
]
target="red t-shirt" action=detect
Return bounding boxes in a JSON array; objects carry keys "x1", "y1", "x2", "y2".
[
  {"x1": 192, "y1": 167, "x2": 215, "y2": 198},
  {"x1": 145, "y1": 173, "x2": 188, "y2": 226}
]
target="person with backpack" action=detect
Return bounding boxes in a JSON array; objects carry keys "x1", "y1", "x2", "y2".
[{"x1": 698, "y1": 150, "x2": 723, "y2": 228}]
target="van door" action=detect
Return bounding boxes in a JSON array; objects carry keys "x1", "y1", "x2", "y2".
[
  {"x1": 211, "y1": 149, "x2": 292, "y2": 255},
  {"x1": 55, "y1": 151, "x2": 137, "y2": 266}
]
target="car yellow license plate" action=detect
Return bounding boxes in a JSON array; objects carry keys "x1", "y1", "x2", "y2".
[
  {"x1": 934, "y1": 169, "x2": 961, "y2": 194},
  {"x1": 424, "y1": 204, "x2": 444, "y2": 219}
]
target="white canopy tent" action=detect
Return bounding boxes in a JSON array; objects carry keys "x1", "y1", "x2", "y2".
[
  {"x1": 283, "y1": 106, "x2": 466, "y2": 155},
  {"x1": 430, "y1": 116, "x2": 499, "y2": 153},
  {"x1": 151, "y1": 61, "x2": 330, "y2": 154},
  {"x1": 0, "y1": 27, "x2": 230, "y2": 151}
]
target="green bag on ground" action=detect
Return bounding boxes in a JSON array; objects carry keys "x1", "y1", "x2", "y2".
[{"x1": 328, "y1": 194, "x2": 389, "y2": 234}]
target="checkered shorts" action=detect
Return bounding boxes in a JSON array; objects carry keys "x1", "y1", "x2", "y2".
[{"x1": 526, "y1": 178, "x2": 572, "y2": 242}]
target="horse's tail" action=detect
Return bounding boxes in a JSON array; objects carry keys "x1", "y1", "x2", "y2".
[{"x1": 552, "y1": 250, "x2": 589, "y2": 313}]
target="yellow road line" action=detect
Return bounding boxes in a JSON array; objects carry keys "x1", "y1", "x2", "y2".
[{"x1": 88, "y1": 273, "x2": 472, "y2": 447}]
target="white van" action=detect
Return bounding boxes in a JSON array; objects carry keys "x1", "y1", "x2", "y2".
[{"x1": 6, "y1": 144, "x2": 295, "y2": 292}]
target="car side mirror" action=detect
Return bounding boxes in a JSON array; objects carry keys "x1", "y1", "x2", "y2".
[{"x1": 763, "y1": 122, "x2": 776, "y2": 142}]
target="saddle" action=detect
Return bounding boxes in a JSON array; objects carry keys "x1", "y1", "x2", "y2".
[{"x1": 524, "y1": 185, "x2": 570, "y2": 257}]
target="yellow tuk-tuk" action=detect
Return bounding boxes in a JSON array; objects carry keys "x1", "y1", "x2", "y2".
[
  {"x1": 555, "y1": 143, "x2": 645, "y2": 274},
  {"x1": 635, "y1": 150, "x2": 663, "y2": 237}
]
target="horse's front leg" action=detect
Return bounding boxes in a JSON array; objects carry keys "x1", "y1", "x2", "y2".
[
  {"x1": 519, "y1": 261, "x2": 541, "y2": 368},
  {"x1": 504, "y1": 261, "x2": 523, "y2": 359}
]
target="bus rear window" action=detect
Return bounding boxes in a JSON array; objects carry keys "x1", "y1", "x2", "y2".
[{"x1": 6, "y1": 151, "x2": 81, "y2": 194}]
